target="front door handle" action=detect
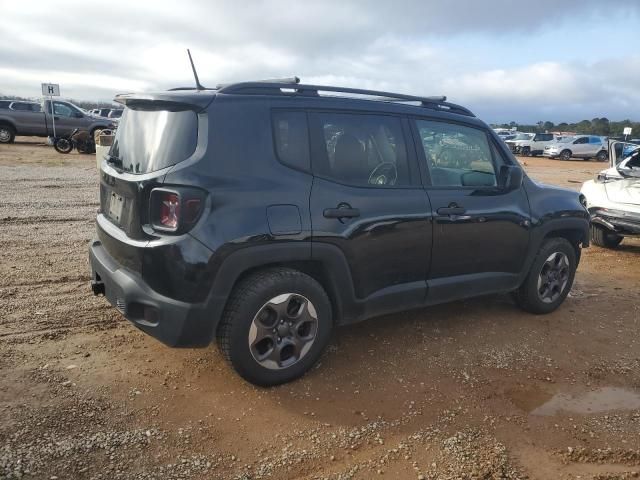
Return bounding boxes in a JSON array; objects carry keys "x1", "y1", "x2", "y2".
[{"x1": 323, "y1": 205, "x2": 360, "y2": 219}]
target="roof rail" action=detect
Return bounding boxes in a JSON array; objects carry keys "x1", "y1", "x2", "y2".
[{"x1": 216, "y1": 81, "x2": 474, "y2": 117}]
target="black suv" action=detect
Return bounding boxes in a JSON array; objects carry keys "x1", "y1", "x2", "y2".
[{"x1": 90, "y1": 79, "x2": 589, "y2": 386}]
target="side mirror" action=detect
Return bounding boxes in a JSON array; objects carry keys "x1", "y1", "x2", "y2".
[{"x1": 499, "y1": 165, "x2": 524, "y2": 191}]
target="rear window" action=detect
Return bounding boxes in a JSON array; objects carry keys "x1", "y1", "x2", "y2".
[{"x1": 108, "y1": 107, "x2": 198, "y2": 174}]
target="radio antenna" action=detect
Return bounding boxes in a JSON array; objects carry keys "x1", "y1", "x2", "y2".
[{"x1": 187, "y1": 49, "x2": 204, "y2": 90}]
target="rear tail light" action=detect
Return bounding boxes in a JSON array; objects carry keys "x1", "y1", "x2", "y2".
[{"x1": 149, "y1": 187, "x2": 205, "y2": 233}]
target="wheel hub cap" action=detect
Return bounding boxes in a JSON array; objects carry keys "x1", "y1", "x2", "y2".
[
  {"x1": 248, "y1": 293, "x2": 318, "y2": 370},
  {"x1": 0, "y1": 129, "x2": 9, "y2": 142},
  {"x1": 537, "y1": 252, "x2": 570, "y2": 303}
]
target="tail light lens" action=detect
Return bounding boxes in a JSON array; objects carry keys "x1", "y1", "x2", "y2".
[{"x1": 149, "y1": 187, "x2": 205, "y2": 233}]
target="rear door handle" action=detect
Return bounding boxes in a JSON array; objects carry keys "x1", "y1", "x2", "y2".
[
  {"x1": 437, "y1": 206, "x2": 466, "y2": 215},
  {"x1": 323, "y1": 206, "x2": 360, "y2": 219}
]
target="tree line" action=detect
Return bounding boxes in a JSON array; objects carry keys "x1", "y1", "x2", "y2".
[{"x1": 492, "y1": 118, "x2": 638, "y2": 138}]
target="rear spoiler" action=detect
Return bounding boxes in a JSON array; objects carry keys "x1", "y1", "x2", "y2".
[{"x1": 114, "y1": 91, "x2": 215, "y2": 111}]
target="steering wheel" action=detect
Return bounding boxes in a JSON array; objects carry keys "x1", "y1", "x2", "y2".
[{"x1": 368, "y1": 162, "x2": 397, "y2": 186}]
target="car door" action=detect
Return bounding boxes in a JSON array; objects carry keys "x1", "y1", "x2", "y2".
[
  {"x1": 572, "y1": 136, "x2": 590, "y2": 157},
  {"x1": 308, "y1": 111, "x2": 432, "y2": 312},
  {"x1": 411, "y1": 118, "x2": 531, "y2": 303},
  {"x1": 47, "y1": 101, "x2": 86, "y2": 135}
]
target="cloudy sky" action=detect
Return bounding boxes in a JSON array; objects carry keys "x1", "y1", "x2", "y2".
[{"x1": 2, "y1": 0, "x2": 639, "y2": 123}]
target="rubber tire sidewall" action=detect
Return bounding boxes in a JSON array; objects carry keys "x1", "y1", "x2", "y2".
[
  {"x1": 596, "y1": 151, "x2": 608, "y2": 162},
  {"x1": 591, "y1": 225, "x2": 623, "y2": 249},
  {"x1": 560, "y1": 150, "x2": 572, "y2": 161},
  {"x1": 54, "y1": 138, "x2": 73, "y2": 154},
  {"x1": 0, "y1": 125, "x2": 15, "y2": 144},
  {"x1": 515, "y1": 238, "x2": 577, "y2": 314},
  {"x1": 219, "y1": 269, "x2": 333, "y2": 387}
]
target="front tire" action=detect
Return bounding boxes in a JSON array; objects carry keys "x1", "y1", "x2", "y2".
[
  {"x1": 560, "y1": 149, "x2": 572, "y2": 161},
  {"x1": 514, "y1": 238, "x2": 577, "y2": 314},
  {"x1": 521, "y1": 147, "x2": 531, "y2": 157},
  {"x1": 591, "y1": 225, "x2": 623, "y2": 249},
  {"x1": 217, "y1": 268, "x2": 333, "y2": 386},
  {"x1": 53, "y1": 138, "x2": 73, "y2": 154}
]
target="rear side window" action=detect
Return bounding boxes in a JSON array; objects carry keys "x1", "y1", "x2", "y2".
[
  {"x1": 574, "y1": 137, "x2": 588, "y2": 144},
  {"x1": 312, "y1": 112, "x2": 410, "y2": 187},
  {"x1": 109, "y1": 107, "x2": 198, "y2": 174},
  {"x1": 415, "y1": 119, "x2": 497, "y2": 188},
  {"x1": 0, "y1": 100, "x2": 11, "y2": 109},
  {"x1": 589, "y1": 136, "x2": 602, "y2": 144},
  {"x1": 272, "y1": 111, "x2": 310, "y2": 172}
]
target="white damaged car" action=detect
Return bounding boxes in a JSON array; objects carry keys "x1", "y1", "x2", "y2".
[{"x1": 581, "y1": 141, "x2": 640, "y2": 248}]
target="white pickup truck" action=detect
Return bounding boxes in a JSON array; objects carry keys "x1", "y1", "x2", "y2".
[
  {"x1": 0, "y1": 99, "x2": 113, "y2": 143},
  {"x1": 505, "y1": 132, "x2": 556, "y2": 156}
]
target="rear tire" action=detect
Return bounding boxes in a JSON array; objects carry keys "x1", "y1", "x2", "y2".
[
  {"x1": 560, "y1": 149, "x2": 572, "y2": 161},
  {"x1": 591, "y1": 225, "x2": 623, "y2": 249},
  {"x1": 217, "y1": 268, "x2": 333, "y2": 386},
  {"x1": 514, "y1": 238, "x2": 577, "y2": 314},
  {"x1": 0, "y1": 124, "x2": 16, "y2": 144},
  {"x1": 596, "y1": 150, "x2": 608, "y2": 162}
]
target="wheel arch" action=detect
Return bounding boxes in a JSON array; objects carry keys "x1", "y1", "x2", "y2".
[{"x1": 205, "y1": 242, "x2": 357, "y2": 342}]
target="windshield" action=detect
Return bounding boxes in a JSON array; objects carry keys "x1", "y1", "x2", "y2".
[
  {"x1": 108, "y1": 106, "x2": 198, "y2": 174},
  {"x1": 513, "y1": 133, "x2": 533, "y2": 140}
]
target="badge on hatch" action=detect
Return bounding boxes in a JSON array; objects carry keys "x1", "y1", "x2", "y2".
[{"x1": 108, "y1": 192, "x2": 124, "y2": 223}]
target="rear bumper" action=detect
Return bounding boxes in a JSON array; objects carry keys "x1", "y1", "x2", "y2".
[
  {"x1": 89, "y1": 238, "x2": 217, "y2": 347},
  {"x1": 589, "y1": 208, "x2": 640, "y2": 236}
]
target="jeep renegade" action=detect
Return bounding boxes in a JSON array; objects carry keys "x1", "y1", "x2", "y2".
[{"x1": 90, "y1": 78, "x2": 590, "y2": 386}]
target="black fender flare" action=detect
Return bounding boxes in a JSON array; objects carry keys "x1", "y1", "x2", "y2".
[{"x1": 202, "y1": 242, "x2": 358, "y2": 342}]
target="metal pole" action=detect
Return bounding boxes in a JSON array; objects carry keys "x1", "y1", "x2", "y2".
[{"x1": 50, "y1": 96, "x2": 56, "y2": 138}]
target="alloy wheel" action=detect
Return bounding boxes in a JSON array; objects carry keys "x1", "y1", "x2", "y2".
[
  {"x1": 537, "y1": 252, "x2": 570, "y2": 303},
  {"x1": 248, "y1": 293, "x2": 318, "y2": 370},
  {"x1": 0, "y1": 128, "x2": 10, "y2": 143}
]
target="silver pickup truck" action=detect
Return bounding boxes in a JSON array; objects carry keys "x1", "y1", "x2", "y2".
[{"x1": 0, "y1": 99, "x2": 114, "y2": 144}]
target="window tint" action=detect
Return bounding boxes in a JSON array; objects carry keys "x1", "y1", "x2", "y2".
[
  {"x1": 589, "y1": 136, "x2": 602, "y2": 144},
  {"x1": 0, "y1": 100, "x2": 10, "y2": 109},
  {"x1": 313, "y1": 113, "x2": 409, "y2": 187},
  {"x1": 574, "y1": 137, "x2": 588, "y2": 144},
  {"x1": 109, "y1": 107, "x2": 198, "y2": 174},
  {"x1": 272, "y1": 111, "x2": 310, "y2": 171},
  {"x1": 416, "y1": 119, "x2": 497, "y2": 187},
  {"x1": 11, "y1": 102, "x2": 36, "y2": 111}
]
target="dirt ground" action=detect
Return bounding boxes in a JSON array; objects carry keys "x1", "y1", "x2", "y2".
[{"x1": 1, "y1": 138, "x2": 639, "y2": 480}]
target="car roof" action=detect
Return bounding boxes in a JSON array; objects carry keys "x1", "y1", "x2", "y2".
[{"x1": 115, "y1": 79, "x2": 479, "y2": 124}]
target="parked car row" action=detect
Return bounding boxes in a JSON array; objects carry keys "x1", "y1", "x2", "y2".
[
  {"x1": 90, "y1": 108, "x2": 123, "y2": 120},
  {"x1": 497, "y1": 130, "x2": 609, "y2": 161}
]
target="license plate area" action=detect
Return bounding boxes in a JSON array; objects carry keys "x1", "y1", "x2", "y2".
[{"x1": 108, "y1": 192, "x2": 125, "y2": 223}]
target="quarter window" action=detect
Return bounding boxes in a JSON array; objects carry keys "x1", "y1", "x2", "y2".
[
  {"x1": 313, "y1": 113, "x2": 409, "y2": 187},
  {"x1": 272, "y1": 111, "x2": 310, "y2": 172},
  {"x1": 415, "y1": 119, "x2": 497, "y2": 187}
]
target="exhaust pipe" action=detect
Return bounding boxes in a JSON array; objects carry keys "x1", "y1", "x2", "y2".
[{"x1": 91, "y1": 279, "x2": 105, "y2": 296}]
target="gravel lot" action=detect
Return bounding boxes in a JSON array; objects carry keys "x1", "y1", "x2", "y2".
[{"x1": 1, "y1": 138, "x2": 639, "y2": 480}]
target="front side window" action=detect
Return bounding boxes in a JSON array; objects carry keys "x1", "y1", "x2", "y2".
[
  {"x1": 574, "y1": 137, "x2": 588, "y2": 144},
  {"x1": 416, "y1": 119, "x2": 497, "y2": 187},
  {"x1": 272, "y1": 111, "x2": 310, "y2": 172},
  {"x1": 313, "y1": 113, "x2": 409, "y2": 187},
  {"x1": 51, "y1": 102, "x2": 73, "y2": 117}
]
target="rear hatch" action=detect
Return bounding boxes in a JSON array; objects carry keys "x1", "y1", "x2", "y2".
[{"x1": 97, "y1": 92, "x2": 212, "y2": 270}]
